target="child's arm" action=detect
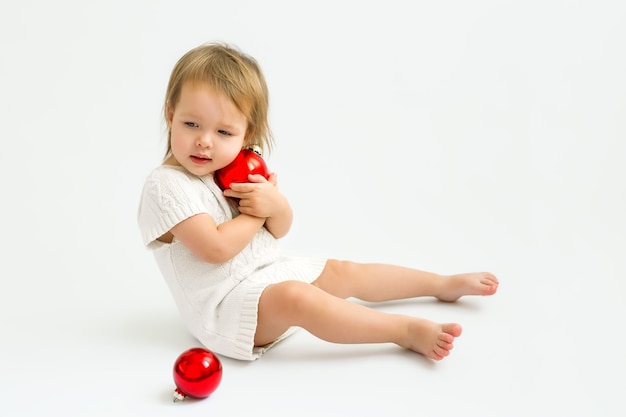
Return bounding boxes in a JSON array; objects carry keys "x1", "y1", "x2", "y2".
[
  {"x1": 169, "y1": 212, "x2": 266, "y2": 264},
  {"x1": 224, "y1": 173, "x2": 293, "y2": 239}
]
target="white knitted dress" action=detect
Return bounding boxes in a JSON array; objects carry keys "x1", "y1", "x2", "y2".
[{"x1": 137, "y1": 165, "x2": 327, "y2": 360}]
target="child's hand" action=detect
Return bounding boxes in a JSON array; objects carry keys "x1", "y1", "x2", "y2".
[{"x1": 223, "y1": 173, "x2": 285, "y2": 218}]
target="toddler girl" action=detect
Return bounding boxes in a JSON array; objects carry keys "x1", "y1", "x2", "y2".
[{"x1": 138, "y1": 42, "x2": 498, "y2": 361}]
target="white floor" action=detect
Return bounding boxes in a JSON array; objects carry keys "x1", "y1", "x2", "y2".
[
  {"x1": 2, "y1": 1, "x2": 625, "y2": 416},
  {"x1": 4, "y1": 231, "x2": 623, "y2": 417}
]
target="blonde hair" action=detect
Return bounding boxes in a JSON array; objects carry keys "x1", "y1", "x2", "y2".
[{"x1": 163, "y1": 42, "x2": 273, "y2": 159}]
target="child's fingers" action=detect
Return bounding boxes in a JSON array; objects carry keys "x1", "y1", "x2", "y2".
[
  {"x1": 226, "y1": 180, "x2": 265, "y2": 195},
  {"x1": 228, "y1": 182, "x2": 254, "y2": 192},
  {"x1": 247, "y1": 174, "x2": 268, "y2": 183}
]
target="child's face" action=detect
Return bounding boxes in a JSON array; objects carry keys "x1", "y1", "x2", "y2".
[{"x1": 166, "y1": 82, "x2": 247, "y2": 177}]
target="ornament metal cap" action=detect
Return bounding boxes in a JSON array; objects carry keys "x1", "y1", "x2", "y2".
[
  {"x1": 246, "y1": 144, "x2": 262, "y2": 156},
  {"x1": 173, "y1": 388, "x2": 186, "y2": 402}
]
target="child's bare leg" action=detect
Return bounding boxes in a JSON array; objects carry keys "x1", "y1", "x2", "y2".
[
  {"x1": 312, "y1": 260, "x2": 499, "y2": 302},
  {"x1": 255, "y1": 280, "x2": 462, "y2": 360}
]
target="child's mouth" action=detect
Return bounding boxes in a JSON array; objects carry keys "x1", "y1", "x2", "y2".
[{"x1": 191, "y1": 155, "x2": 211, "y2": 165}]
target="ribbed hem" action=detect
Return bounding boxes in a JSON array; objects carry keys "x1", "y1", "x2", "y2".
[{"x1": 232, "y1": 282, "x2": 267, "y2": 360}]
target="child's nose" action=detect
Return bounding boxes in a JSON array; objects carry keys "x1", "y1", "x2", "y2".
[{"x1": 197, "y1": 132, "x2": 214, "y2": 148}]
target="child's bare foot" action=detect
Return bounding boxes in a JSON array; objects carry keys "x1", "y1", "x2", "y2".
[
  {"x1": 435, "y1": 272, "x2": 499, "y2": 302},
  {"x1": 405, "y1": 319, "x2": 462, "y2": 360}
]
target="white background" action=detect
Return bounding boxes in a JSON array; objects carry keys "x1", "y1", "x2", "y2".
[{"x1": 1, "y1": 1, "x2": 624, "y2": 416}]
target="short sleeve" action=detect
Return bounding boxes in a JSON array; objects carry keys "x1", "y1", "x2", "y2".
[{"x1": 137, "y1": 166, "x2": 209, "y2": 248}]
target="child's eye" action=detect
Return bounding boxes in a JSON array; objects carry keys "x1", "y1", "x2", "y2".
[
  {"x1": 184, "y1": 122, "x2": 198, "y2": 128},
  {"x1": 217, "y1": 129, "x2": 232, "y2": 136}
]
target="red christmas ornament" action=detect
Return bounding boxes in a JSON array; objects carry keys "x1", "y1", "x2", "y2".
[
  {"x1": 215, "y1": 147, "x2": 270, "y2": 190},
  {"x1": 172, "y1": 347, "x2": 223, "y2": 402}
]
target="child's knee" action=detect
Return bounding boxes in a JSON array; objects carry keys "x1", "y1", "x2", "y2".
[{"x1": 272, "y1": 281, "x2": 317, "y2": 313}]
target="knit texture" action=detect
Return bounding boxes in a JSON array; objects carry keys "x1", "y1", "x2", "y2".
[{"x1": 137, "y1": 165, "x2": 327, "y2": 360}]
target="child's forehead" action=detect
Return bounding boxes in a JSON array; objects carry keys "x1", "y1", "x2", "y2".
[
  {"x1": 175, "y1": 82, "x2": 247, "y2": 124},
  {"x1": 178, "y1": 81, "x2": 230, "y2": 105}
]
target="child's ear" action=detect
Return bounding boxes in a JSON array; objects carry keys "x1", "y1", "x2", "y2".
[{"x1": 166, "y1": 104, "x2": 174, "y2": 127}]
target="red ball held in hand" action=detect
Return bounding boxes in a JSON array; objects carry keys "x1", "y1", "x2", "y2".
[
  {"x1": 172, "y1": 347, "x2": 223, "y2": 402},
  {"x1": 215, "y1": 146, "x2": 270, "y2": 191}
]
